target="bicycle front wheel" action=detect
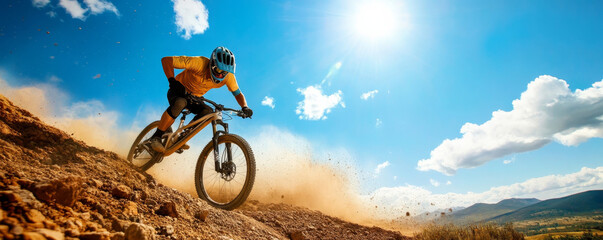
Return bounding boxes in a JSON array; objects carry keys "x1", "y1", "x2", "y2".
[{"x1": 195, "y1": 134, "x2": 256, "y2": 210}]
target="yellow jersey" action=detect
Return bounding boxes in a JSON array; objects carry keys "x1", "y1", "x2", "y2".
[{"x1": 171, "y1": 56, "x2": 240, "y2": 97}]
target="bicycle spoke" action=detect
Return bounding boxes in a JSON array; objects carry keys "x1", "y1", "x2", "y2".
[{"x1": 196, "y1": 135, "x2": 255, "y2": 209}]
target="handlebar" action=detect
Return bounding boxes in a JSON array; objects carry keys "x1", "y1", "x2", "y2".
[{"x1": 187, "y1": 95, "x2": 250, "y2": 119}]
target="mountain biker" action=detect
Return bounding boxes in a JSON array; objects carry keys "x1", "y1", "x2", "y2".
[{"x1": 149, "y1": 46, "x2": 253, "y2": 153}]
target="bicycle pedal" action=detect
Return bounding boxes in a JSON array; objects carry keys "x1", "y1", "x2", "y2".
[{"x1": 175, "y1": 149, "x2": 184, "y2": 154}]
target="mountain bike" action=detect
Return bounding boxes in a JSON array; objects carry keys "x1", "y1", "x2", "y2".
[{"x1": 127, "y1": 96, "x2": 255, "y2": 210}]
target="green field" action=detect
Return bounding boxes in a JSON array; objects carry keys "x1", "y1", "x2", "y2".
[
  {"x1": 512, "y1": 215, "x2": 603, "y2": 236},
  {"x1": 525, "y1": 230, "x2": 603, "y2": 240}
]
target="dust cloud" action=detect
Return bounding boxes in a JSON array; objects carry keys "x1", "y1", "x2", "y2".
[
  {"x1": 148, "y1": 126, "x2": 402, "y2": 226},
  {"x1": 1, "y1": 77, "x2": 415, "y2": 230},
  {"x1": 246, "y1": 126, "x2": 372, "y2": 220},
  {"x1": 0, "y1": 78, "x2": 138, "y2": 155}
]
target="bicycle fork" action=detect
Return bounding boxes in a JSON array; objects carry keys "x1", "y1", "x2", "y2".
[{"x1": 212, "y1": 120, "x2": 233, "y2": 173}]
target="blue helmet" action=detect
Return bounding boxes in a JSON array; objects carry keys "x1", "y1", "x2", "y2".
[{"x1": 210, "y1": 46, "x2": 236, "y2": 83}]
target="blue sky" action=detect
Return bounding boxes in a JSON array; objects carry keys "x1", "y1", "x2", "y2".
[{"x1": 1, "y1": 0, "x2": 602, "y2": 215}]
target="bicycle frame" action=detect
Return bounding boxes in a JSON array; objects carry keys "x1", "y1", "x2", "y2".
[{"x1": 161, "y1": 109, "x2": 233, "y2": 173}]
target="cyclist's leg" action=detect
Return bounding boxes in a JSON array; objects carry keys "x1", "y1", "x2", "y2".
[
  {"x1": 150, "y1": 90, "x2": 187, "y2": 152},
  {"x1": 189, "y1": 100, "x2": 212, "y2": 122}
]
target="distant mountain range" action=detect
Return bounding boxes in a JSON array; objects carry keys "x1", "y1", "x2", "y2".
[
  {"x1": 488, "y1": 190, "x2": 603, "y2": 223},
  {"x1": 449, "y1": 198, "x2": 541, "y2": 223},
  {"x1": 447, "y1": 190, "x2": 603, "y2": 224}
]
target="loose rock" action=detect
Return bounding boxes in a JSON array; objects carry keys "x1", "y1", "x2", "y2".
[
  {"x1": 22, "y1": 232, "x2": 46, "y2": 240},
  {"x1": 122, "y1": 201, "x2": 138, "y2": 217},
  {"x1": 37, "y1": 228, "x2": 64, "y2": 240},
  {"x1": 111, "y1": 185, "x2": 132, "y2": 199},
  {"x1": 124, "y1": 223, "x2": 156, "y2": 240},
  {"x1": 111, "y1": 232, "x2": 125, "y2": 240},
  {"x1": 90, "y1": 179, "x2": 103, "y2": 188},
  {"x1": 25, "y1": 209, "x2": 46, "y2": 223},
  {"x1": 30, "y1": 177, "x2": 82, "y2": 206},
  {"x1": 195, "y1": 210, "x2": 209, "y2": 222},
  {"x1": 290, "y1": 230, "x2": 307, "y2": 240},
  {"x1": 155, "y1": 201, "x2": 178, "y2": 218},
  {"x1": 158, "y1": 225, "x2": 174, "y2": 235}
]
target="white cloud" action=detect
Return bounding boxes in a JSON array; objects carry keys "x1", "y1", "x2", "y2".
[
  {"x1": 374, "y1": 161, "x2": 390, "y2": 174},
  {"x1": 361, "y1": 90, "x2": 379, "y2": 100},
  {"x1": 376, "y1": 118, "x2": 382, "y2": 127},
  {"x1": 54, "y1": 0, "x2": 119, "y2": 20},
  {"x1": 296, "y1": 62, "x2": 345, "y2": 120},
  {"x1": 366, "y1": 166, "x2": 603, "y2": 217},
  {"x1": 84, "y1": 0, "x2": 119, "y2": 16},
  {"x1": 296, "y1": 85, "x2": 344, "y2": 120},
  {"x1": 59, "y1": 0, "x2": 88, "y2": 19},
  {"x1": 446, "y1": 180, "x2": 452, "y2": 185},
  {"x1": 172, "y1": 0, "x2": 209, "y2": 40},
  {"x1": 418, "y1": 76, "x2": 603, "y2": 175},
  {"x1": 261, "y1": 96, "x2": 275, "y2": 109},
  {"x1": 430, "y1": 179, "x2": 440, "y2": 187},
  {"x1": 32, "y1": 0, "x2": 50, "y2": 8}
]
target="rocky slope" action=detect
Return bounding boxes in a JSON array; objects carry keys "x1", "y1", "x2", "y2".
[{"x1": 0, "y1": 94, "x2": 409, "y2": 240}]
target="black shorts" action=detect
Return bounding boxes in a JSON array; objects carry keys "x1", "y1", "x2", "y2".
[{"x1": 166, "y1": 88, "x2": 212, "y2": 118}]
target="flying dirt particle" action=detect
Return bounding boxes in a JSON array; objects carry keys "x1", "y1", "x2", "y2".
[
  {"x1": 281, "y1": 195, "x2": 284, "y2": 199},
  {"x1": 46, "y1": 31, "x2": 50, "y2": 34},
  {"x1": 405, "y1": 212, "x2": 410, "y2": 217},
  {"x1": 78, "y1": 27, "x2": 82, "y2": 30},
  {"x1": 53, "y1": 43, "x2": 58, "y2": 46},
  {"x1": 49, "y1": 56, "x2": 55, "y2": 59},
  {"x1": 37, "y1": 29, "x2": 41, "y2": 31},
  {"x1": 449, "y1": 208, "x2": 452, "y2": 212},
  {"x1": 430, "y1": 203, "x2": 435, "y2": 206},
  {"x1": 441, "y1": 212, "x2": 446, "y2": 217},
  {"x1": 93, "y1": 74, "x2": 101, "y2": 79},
  {"x1": 116, "y1": 42, "x2": 121, "y2": 44},
  {"x1": 98, "y1": 113, "x2": 101, "y2": 116}
]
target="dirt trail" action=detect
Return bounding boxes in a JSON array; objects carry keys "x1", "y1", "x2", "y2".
[{"x1": 0, "y1": 94, "x2": 411, "y2": 240}]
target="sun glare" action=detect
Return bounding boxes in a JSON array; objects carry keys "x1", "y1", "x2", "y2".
[{"x1": 352, "y1": 1, "x2": 398, "y2": 40}]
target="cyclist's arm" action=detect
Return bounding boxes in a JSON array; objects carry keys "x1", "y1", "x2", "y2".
[
  {"x1": 235, "y1": 93, "x2": 248, "y2": 108},
  {"x1": 161, "y1": 57, "x2": 175, "y2": 79},
  {"x1": 225, "y1": 75, "x2": 248, "y2": 108},
  {"x1": 161, "y1": 56, "x2": 191, "y2": 79}
]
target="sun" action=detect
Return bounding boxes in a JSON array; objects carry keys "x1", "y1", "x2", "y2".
[{"x1": 351, "y1": 1, "x2": 398, "y2": 41}]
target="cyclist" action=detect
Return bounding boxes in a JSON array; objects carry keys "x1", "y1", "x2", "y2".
[{"x1": 149, "y1": 46, "x2": 253, "y2": 153}]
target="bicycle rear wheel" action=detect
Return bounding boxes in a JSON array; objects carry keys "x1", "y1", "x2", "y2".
[
  {"x1": 126, "y1": 121, "x2": 164, "y2": 171},
  {"x1": 195, "y1": 134, "x2": 256, "y2": 210}
]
